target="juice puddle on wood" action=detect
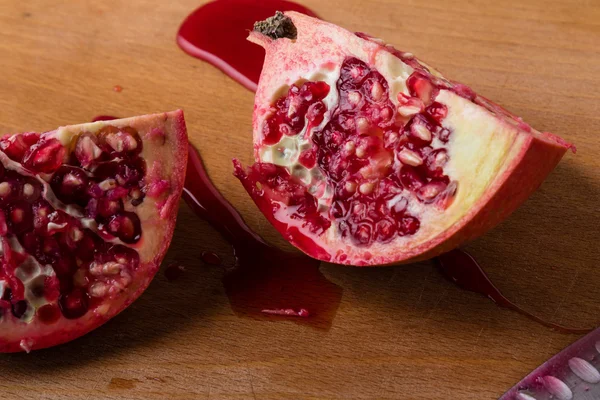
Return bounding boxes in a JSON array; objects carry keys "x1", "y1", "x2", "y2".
[
  {"x1": 176, "y1": 0, "x2": 317, "y2": 91},
  {"x1": 184, "y1": 145, "x2": 342, "y2": 329},
  {"x1": 437, "y1": 249, "x2": 591, "y2": 334}
]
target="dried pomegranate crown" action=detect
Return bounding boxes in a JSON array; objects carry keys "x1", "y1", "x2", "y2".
[{"x1": 235, "y1": 12, "x2": 573, "y2": 266}]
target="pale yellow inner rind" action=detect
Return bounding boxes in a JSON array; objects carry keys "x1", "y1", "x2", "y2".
[{"x1": 413, "y1": 90, "x2": 524, "y2": 246}]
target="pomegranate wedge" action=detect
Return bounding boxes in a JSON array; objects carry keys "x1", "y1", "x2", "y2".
[
  {"x1": 234, "y1": 12, "x2": 574, "y2": 266},
  {"x1": 0, "y1": 111, "x2": 188, "y2": 352}
]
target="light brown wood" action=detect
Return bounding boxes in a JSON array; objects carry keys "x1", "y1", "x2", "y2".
[{"x1": 0, "y1": 0, "x2": 599, "y2": 398}]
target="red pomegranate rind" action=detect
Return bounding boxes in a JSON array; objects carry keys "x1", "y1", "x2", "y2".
[
  {"x1": 0, "y1": 110, "x2": 187, "y2": 352},
  {"x1": 233, "y1": 160, "x2": 332, "y2": 261},
  {"x1": 240, "y1": 12, "x2": 573, "y2": 266}
]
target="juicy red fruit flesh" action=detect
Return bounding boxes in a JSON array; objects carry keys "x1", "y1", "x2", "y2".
[
  {"x1": 261, "y1": 81, "x2": 330, "y2": 145},
  {"x1": 0, "y1": 126, "x2": 147, "y2": 325},
  {"x1": 251, "y1": 57, "x2": 457, "y2": 247}
]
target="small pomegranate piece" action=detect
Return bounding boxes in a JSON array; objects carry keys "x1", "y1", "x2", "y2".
[
  {"x1": 235, "y1": 12, "x2": 575, "y2": 266},
  {"x1": 0, "y1": 110, "x2": 188, "y2": 352}
]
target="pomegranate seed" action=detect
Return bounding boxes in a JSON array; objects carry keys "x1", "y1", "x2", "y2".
[
  {"x1": 75, "y1": 134, "x2": 103, "y2": 167},
  {"x1": 359, "y1": 181, "x2": 375, "y2": 195},
  {"x1": 400, "y1": 167, "x2": 425, "y2": 190},
  {"x1": 22, "y1": 181, "x2": 42, "y2": 203},
  {"x1": 417, "y1": 181, "x2": 447, "y2": 202},
  {"x1": 340, "y1": 58, "x2": 369, "y2": 87},
  {"x1": 330, "y1": 201, "x2": 347, "y2": 218},
  {"x1": 59, "y1": 289, "x2": 89, "y2": 319},
  {"x1": 347, "y1": 91, "x2": 362, "y2": 106},
  {"x1": 0, "y1": 135, "x2": 29, "y2": 161},
  {"x1": 107, "y1": 186, "x2": 130, "y2": 200},
  {"x1": 98, "y1": 179, "x2": 117, "y2": 191},
  {"x1": 376, "y1": 106, "x2": 394, "y2": 125},
  {"x1": 88, "y1": 282, "x2": 107, "y2": 297},
  {"x1": 345, "y1": 180, "x2": 357, "y2": 194},
  {"x1": 43, "y1": 276, "x2": 60, "y2": 301},
  {"x1": 0, "y1": 182, "x2": 12, "y2": 198},
  {"x1": 406, "y1": 72, "x2": 438, "y2": 105},
  {"x1": 353, "y1": 223, "x2": 372, "y2": 245},
  {"x1": 398, "y1": 148, "x2": 423, "y2": 166},
  {"x1": 427, "y1": 149, "x2": 449, "y2": 175},
  {"x1": 410, "y1": 120, "x2": 433, "y2": 142},
  {"x1": 397, "y1": 95, "x2": 425, "y2": 117},
  {"x1": 306, "y1": 102, "x2": 326, "y2": 125},
  {"x1": 399, "y1": 216, "x2": 420, "y2": 236},
  {"x1": 96, "y1": 198, "x2": 124, "y2": 219},
  {"x1": 8, "y1": 202, "x2": 33, "y2": 234},
  {"x1": 11, "y1": 300, "x2": 28, "y2": 319},
  {"x1": 375, "y1": 218, "x2": 397, "y2": 242},
  {"x1": 105, "y1": 212, "x2": 142, "y2": 244},
  {"x1": 99, "y1": 126, "x2": 142, "y2": 156},
  {"x1": 23, "y1": 139, "x2": 66, "y2": 173},
  {"x1": 50, "y1": 166, "x2": 90, "y2": 206},
  {"x1": 390, "y1": 196, "x2": 408, "y2": 217},
  {"x1": 37, "y1": 304, "x2": 61, "y2": 324},
  {"x1": 426, "y1": 102, "x2": 448, "y2": 122},
  {"x1": 299, "y1": 148, "x2": 317, "y2": 169},
  {"x1": 356, "y1": 117, "x2": 370, "y2": 134},
  {"x1": 436, "y1": 181, "x2": 459, "y2": 209},
  {"x1": 436, "y1": 127, "x2": 452, "y2": 142}
]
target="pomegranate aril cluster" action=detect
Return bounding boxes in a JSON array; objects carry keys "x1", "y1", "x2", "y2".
[
  {"x1": 261, "y1": 81, "x2": 330, "y2": 145},
  {"x1": 0, "y1": 125, "x2": 146, "y2": 323},
  {"x1": 246, "y1": 162, "x2": 331, "y2": 235},
  {"x1": 311, "y1": 57, "x2": 455, "y2": 246}
]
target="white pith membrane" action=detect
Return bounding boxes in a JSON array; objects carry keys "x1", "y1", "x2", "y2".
[
  {"x1": 243, "y1": 12, "x2": 571, "y2": 266},
  {"x1": 0, "y1": 111, "x2": 186, "y2": 352}
]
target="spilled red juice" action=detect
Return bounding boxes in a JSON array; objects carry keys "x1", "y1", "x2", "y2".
[
  {"x1": 437, "y1": 249, "x2": 592, "y2": 334},
  {"x1": 200, "y1": 251, "x2": 222, "y2": 266},
  {"x1": 183, "y1": 145, "x2": 342, "y2": 329},
  {"x1": 164, "y1": 262, "x2": 186, "y2": 282},
  {"x1": 176, "y1": 0, "x2": 317, "y2": 91}
]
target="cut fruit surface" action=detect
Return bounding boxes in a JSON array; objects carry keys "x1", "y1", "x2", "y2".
[
  {"x1": 0, "y1": 111, "x2": 188, "y2": 352},
  {"x1": 234, "y1": 12, "x2": 574, "y2": 266}
]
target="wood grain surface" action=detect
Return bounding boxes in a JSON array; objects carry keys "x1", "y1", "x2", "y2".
[{"x1": 0, "y1": 0, "x2": 599, "y2": 399}]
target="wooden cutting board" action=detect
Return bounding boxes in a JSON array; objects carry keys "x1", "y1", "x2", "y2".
[{"x1": 0, "y1": 0, "x2": 598, "y2": 398}]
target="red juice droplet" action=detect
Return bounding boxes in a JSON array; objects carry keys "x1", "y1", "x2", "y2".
[
  {"x1": 113, "y1": 85, "x2": 123, "y2": 93},
  {"x1": 176, "y1": 0, "x2": 318, "y2": 91},
  {"x1": 183, "y1": 145, "x2": 342, "y2": 329},
  {"x1": 437, "y1": 249, "x2": 592, "y2": 334},
  {"x1": 201, "y1": 251, "x2": 222, "y2": 266},
  {"x1": 164, "y1": 262, "x2": 186, "y2": 282}
]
